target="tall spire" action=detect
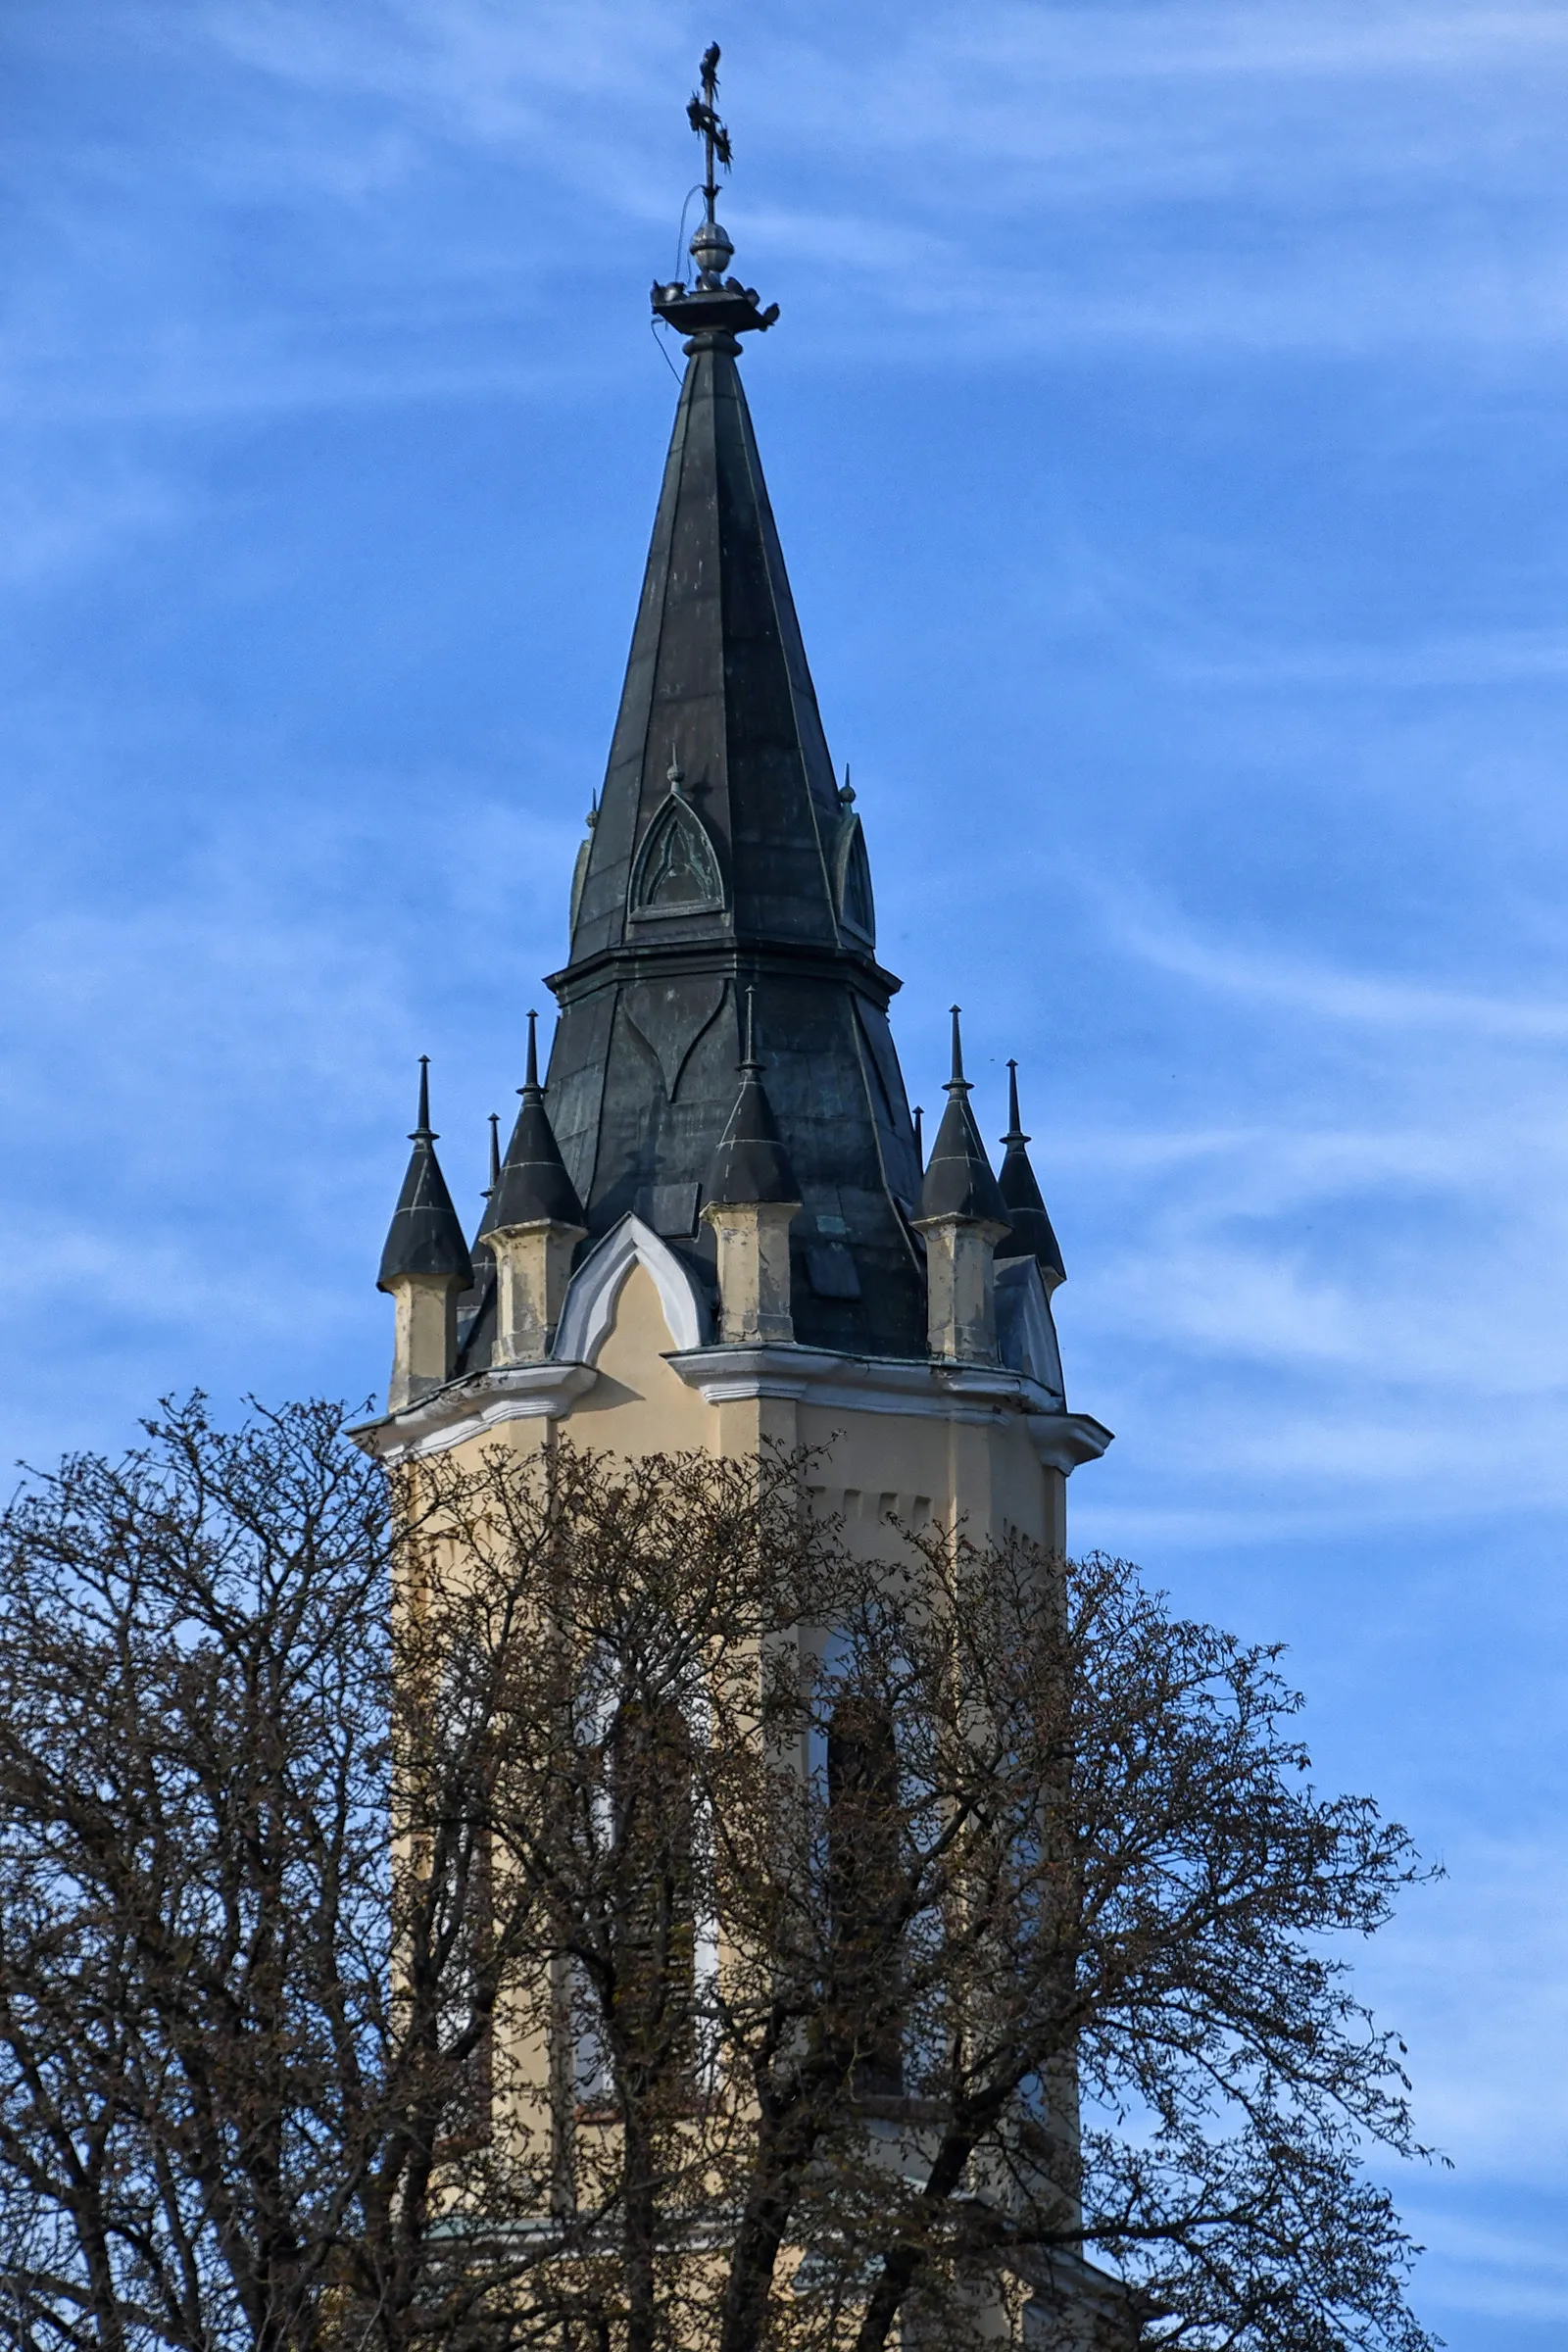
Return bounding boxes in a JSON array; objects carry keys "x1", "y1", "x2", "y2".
[
  {"x1": 917, "y1": 1009, "x2": 1010, "y2": 1230},
  {"x1": 996, "y1": 1059, "x2": 1066, "y2": 1290},
  {"x1": 536, "y1": 48, "x2": 926, "y2": 1358},
  {"x1": 490, "y1": 1010, "x2": 585, "y2": 1233},
  {"x1": 377, "y1": 1058, "x2": 473, "y2": 1292},
  {"x1": 564, "y1": 48, "x2": 840, "y2": 966}
]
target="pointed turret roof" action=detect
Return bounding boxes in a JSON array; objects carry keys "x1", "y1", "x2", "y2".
[
  {"x1": 705, "y1": 990, "x2": 799, "y2": 1206},
  {"x1": 377, "y1": 1059, "x2": 474, "y2": 1291},
  {"x1": 917, "y1": 1009, "x2": 1010, "y2": 1231},
  {"x1": 491, "y1": 1011, "x2": 586, "y2": 1233},
  {"x1": 996, "y1": 1060, "x2": 1066, "y2": 1290}
]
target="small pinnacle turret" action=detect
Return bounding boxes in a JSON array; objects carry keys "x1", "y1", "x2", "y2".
[
  {"x1": 705, "y1": 988, "x2": 799, "y2": 1206},
  {"x1": 913, "y1": 1008, "x2": 1011, "y2": 1367},
  {"x1": 916, "y1": 1008, "x2": 1011, "y2": 1231},
  {"x1": 996, "y1": 1059, "x2": 1066, "y2": 1291},
  {"x1": 490, "y1": 1011, "x2": 585, "y2": 1233},
  {"x1": 377, "y1": 1059, "x2": 473, "y2": 1292},
  {"x1": 485, "y1": 1011, "x2": 588, "y2": 1368},
  {"x1": 701, "y1": 985, "x2": 801, "y2": 1345}
]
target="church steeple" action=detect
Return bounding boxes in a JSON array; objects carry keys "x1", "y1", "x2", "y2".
[
  {"x1": 360, "y1": 75, "x2": 1113, "y2": 2338},
  {"x1": 564, "y1": 141, "x2": 836, "y2": 964},
  {"x1": 539, "y1": 53, "x2": 925, "y2": 1356}
]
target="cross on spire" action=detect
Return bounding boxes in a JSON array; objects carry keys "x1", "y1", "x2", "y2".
[
  {"x1": 655, "y1": 44, "x2": 777, "y2": 335},
  {"x1": 687, "y1": 41, "x2": 731, "y2": 225}
]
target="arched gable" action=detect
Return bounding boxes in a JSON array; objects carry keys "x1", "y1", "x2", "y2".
[
  {"x1": 553, "y1": 1214, "x2": 711, "y2": 1364},
  {"x1": 627, "y1": 792, "x2": 725, "y2": 919}
]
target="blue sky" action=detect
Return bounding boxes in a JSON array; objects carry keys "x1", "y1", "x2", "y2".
[{"x1": 4, "y1": 2, "x2": 1567, "y2": 2339}]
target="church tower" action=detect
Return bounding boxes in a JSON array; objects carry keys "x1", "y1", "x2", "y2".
[
  {"x1": 361, "y1": 98, "x2": 1110, "y2": 1559},
  {"x1": 358, "y1": 50, "x2": 1122, "y2": 2346}
]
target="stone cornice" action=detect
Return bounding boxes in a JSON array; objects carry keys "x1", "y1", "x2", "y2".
[
  {"x1": 349, "y1": 1361, "x2": 598, "y2": 1463},
  {"x1": 665, "y1": 1341, "x2": 1113, "y2": 1466},
  {"x1": 349, "y1": 1342, "x2": 1111, "y2": 1474},
  {"x1": 545, "y1": 936, "x2": 903, "y2": 1010},
  {"x1": 1026, "y1": 1411, "x2": 1114, "y2": 1473}
]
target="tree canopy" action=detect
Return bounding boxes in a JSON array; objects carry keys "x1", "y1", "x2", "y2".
[{"x1": 0, "y1": 1398, "x2": 1437, "y2": 2352}]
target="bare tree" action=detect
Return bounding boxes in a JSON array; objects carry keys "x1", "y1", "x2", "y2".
[{"x1": 0, "y1": 1401, "x2": 1437, "y2": 2352}]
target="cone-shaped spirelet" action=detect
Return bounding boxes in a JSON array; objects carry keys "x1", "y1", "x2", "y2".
[
  {"x1": 705, "y1": 987, "x2": 800, "y2": 1206},
  {"x1": 996, "y1": 1060, "x2": 1066, "y2": 1289},
  {"x1": 377, "y1": 1058, "x2": 474, "y2": 1291},
  {"x1": 474, "y1": 1111, "x2": 504, "y2": 1245},
  {"x1": 916, "y1": 1008, "x2": 1010, "y2": 1230},
  {"x1": 912, "y1": 1105, "x2": 924, "y2": 1171},
  {"x1": 490, "y1": 1011, "x2": 586, "y2": 1233}
]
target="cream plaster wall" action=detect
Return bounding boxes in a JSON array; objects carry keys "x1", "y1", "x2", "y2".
[
  {"x1": 388, "y1": 1248, "x2": 1074, "y2": 1568},
  {"x1": 571, "y1": 1261, "x2": 716, "y2": 1451}
]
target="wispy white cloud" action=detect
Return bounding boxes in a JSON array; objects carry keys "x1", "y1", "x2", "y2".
[
  {"x1": 1165, "y1": 627, "x2": 1568, "y2": 690},
  {"x1": 0, "y1": 453, "x2": 183, "y2": 585},
  {"x1": 1099, "y1": 888, "x2": 1568, "y2": 1038},
  {"x1": 6, "y1": 0, "x2": 1568, "y2": 449}
]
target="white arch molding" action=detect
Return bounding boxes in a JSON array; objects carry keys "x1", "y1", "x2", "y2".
[{"x1": 552, "y1": 1214, "x2": 711, "y2": 1364}]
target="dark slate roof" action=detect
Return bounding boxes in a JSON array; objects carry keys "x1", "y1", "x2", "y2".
[
  {"x1": 995, "y1": 1059, "x2": 1066, "y2": 1288},
  {"x1": 564, "y1": 326, "x2": 846, "y2": 964},
  {"x1": 489, "y1": 1011, "x2": 586, "y2": 1234},
  {"x1": 377, "y1": 1060, "x2": 474, "y2": 1292},
  {"x1": 916, "y1": 1009, "x2": 1011, "y2": 1231},
  {"x1": 705, "y1": 994, "x2": 799, "y2": 1205},
  {"x1": 525, "y1": 241, "x2": 928, "y2": 1360}
]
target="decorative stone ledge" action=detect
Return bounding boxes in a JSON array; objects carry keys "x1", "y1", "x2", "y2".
[
  {"x1": 665, "y1": 1341, "x2": 1113, "y2": 1468},
  {"x1": 349, "y1": 1361, "x2": 598, "y2": 1463}
]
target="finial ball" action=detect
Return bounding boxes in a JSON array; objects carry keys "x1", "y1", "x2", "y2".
[{"x1": 690, "y1": 218, "x2": 735, "y2": 283}]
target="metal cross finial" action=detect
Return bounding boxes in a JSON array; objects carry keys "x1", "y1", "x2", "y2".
[{"x1": 687, "y1": 42, "x2": 731, "y2": 225}]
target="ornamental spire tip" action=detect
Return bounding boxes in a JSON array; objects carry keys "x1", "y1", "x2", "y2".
[
  {"x1": 653, "y1": 41, "x2": 779, "y2": 345},
  {"x1": 412, "y1": 1054, "x2": 434, "y2": 1141}
]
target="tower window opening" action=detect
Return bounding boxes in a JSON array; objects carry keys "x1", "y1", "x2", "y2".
[
  {"x1": 437, "y1": 1823, "x2": 495, "y2": 2148},
  {"x1": 571, "y1": 1673, "x2": 707, "y2": 2109},
  {"x1": 826, "y1": 1692, "x2": 905, "y2": 2097}
]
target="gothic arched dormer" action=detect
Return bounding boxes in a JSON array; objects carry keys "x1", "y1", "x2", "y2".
[
  {"x1": 833, "y1": 809, "x2": 876, "y2": 946},
  {"x1": 627, "y1": 790, "x2": 725, "y2": 919}
]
